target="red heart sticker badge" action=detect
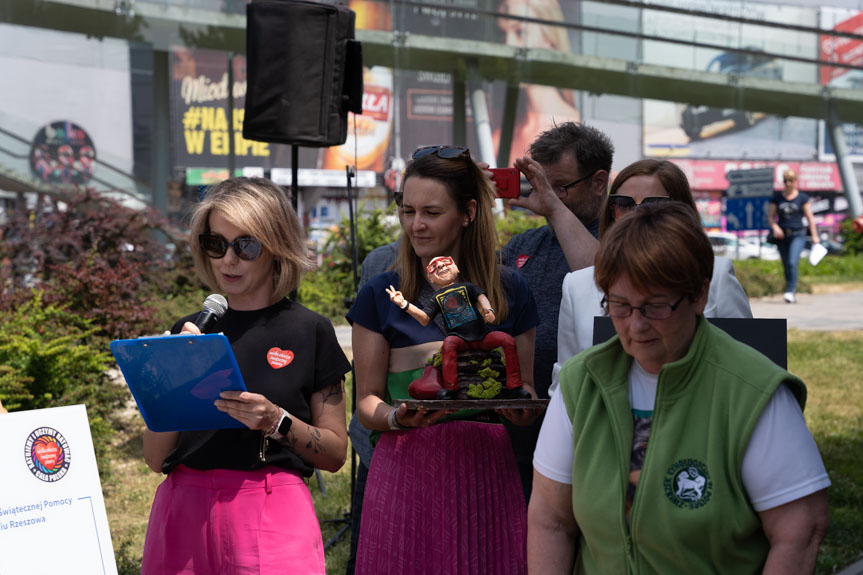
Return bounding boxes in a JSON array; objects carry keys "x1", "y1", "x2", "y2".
[{"x1": 267, "y1": 347, "x2": 294, "y2": 369}]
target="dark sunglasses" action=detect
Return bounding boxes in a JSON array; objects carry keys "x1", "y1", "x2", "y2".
[
  {"x1": 199, "y1": 234, "x2": 263, "y2": 261},
  {"x1": 608, "y1": 194, "x2": 674, "y2": 212},
  {"x1": 412, "y1": 145, "x2": 470, "y2": 160}
]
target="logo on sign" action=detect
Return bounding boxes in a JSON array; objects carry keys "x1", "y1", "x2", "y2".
[
  {"x1": 25, "y1": 427, "x2": 71, "y2": 483},
  {"x1": 29, "y1": 121, "x2": 96, "y2": 185},
  {"x1": 362, "y1": 86, "x2": 391, "y2": 122}
]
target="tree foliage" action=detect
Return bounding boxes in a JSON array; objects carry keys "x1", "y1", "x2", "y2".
[
  {"x1": 0, "y1": 189, "x2": 199, "y2": 343},
  {"x1": 298, "y1": 203, "x2": 400, "y2": 320},
  {"x1": 497, "y1": 208, "x2": 545, "y2": 248},
  {"x1": 0, "y1": 292, "x2": 113, "y2": 411},
  {"x1": 839, "y1": 216, "x2": 863, "y2": 255}
]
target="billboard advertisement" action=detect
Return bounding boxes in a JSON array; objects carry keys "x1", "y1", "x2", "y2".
[
  {"x1": 818, "y1": 8, "x2": 863, "y2": 162},
  {"x1": 170, "y1": 2, "x2": 641, "y2": 182},
  {"x1": 642, "y1": 1, "x2": 818, "y2": 160},
  {"x1": 0, "y1": 24, "x2": 134, "y2": 193},
  {"x1": 338, "y1": 0, "x2": 590, "y2": 182}
]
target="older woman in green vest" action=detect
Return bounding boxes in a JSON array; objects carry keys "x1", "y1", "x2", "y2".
[{"x1": 528, "y1": 202, "x2": 830, "y2": 574}]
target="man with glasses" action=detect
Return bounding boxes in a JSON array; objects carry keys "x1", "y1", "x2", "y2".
[{"x1": 501, "y1": 122, "x2": 614, "y2": 501}]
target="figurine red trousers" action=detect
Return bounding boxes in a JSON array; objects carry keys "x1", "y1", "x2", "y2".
[{"x1": 440, "y1": 332, "x2": 523, "y2": 390}]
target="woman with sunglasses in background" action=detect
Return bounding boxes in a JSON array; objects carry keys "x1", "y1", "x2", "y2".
[
  {"x1": 548, "y1": 159, "x2": 751, "y2": 395},
  {"x1": 529, "y1": 202, "x2": 829, "y2": 574},
  {"x1": 768, "y1": 169, "x2": 820, "y2": 303},
  {"x1": 142, "y1": 177, "x2": 350, "y2": 575},
  {"x1": 348, "y1": 145, "x2": 539, "y2": 574}
]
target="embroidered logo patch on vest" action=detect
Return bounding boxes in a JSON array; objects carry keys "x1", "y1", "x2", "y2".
[
  {"x1": 516, "y1": 254, "x2": 529, "y2": 269},
  {"x1": 664, "y1": 459, "x2": 712, "y2": 509}
]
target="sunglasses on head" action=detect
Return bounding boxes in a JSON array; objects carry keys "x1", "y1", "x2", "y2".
[
  {"x1": 608, "y1": 194, "x2": 674, "y2": 212},
  {"x1": 199, "y1": 234, "x2": 263, "y2": 261},
  {"x1": 412, "y1": 145, "x2": 470, "y2": 160}
]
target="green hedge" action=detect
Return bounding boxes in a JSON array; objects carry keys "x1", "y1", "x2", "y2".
[{"x1": 733, "y1": 254, "x2": 863, "y2": 299}]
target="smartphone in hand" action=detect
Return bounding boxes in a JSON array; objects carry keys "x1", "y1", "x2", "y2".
[{"x1": 490, "y1": 167, "x2": 521, "y2": 198}]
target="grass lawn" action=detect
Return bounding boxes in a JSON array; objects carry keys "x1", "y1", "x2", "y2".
[
  {"x1": 787, "y1": 330, "x2": 863, "y2": 574},
  {"x1": 103, "y1": 330, "x2": 863, "y2": 575}
]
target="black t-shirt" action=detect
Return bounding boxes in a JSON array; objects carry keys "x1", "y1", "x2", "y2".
[
  {"x1": 162, "y1": 298, "x2": 351, "y2": 477},
  {"x1": 422, "y1": 282, "x2": 487, "y2": 341},
  {"x1": 772, "y1": 191, "x2": 810, "y2": 231}
]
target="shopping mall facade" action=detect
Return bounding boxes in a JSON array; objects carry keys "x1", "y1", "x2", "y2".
[{"x1": 2, "y1": 0, "x2": 862, "y2": 236}]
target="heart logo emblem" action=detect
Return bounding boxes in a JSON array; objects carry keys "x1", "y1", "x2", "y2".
[
  {"x1": 34, "y1": 440, "x2": 61, "y2": 471},
  {"x1": 267, "y1": 347, "x2": 294, "y2": 369}
]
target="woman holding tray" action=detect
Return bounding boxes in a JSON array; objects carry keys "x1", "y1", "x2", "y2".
[
  {"x1": 347, "y1": 145, "x2": 539, "y2": 574},
  {"x1": 141, "y1": 177, "x2": 350, "y2": 575}
]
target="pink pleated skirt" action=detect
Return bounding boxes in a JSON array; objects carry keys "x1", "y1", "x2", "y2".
[
  {"x1": 356, "y1": 420, "x2": 527, "y2": 575},
  {"x1": 141, "y1": 465, "x2": 325, "y2": 575}
]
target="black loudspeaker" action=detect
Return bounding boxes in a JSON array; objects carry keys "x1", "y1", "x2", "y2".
[{"x1": 244, "y1": 0, "x2": 363, "y2": 147}]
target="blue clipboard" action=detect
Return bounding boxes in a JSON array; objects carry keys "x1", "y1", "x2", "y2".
[{"x1": 110, "y1": 333, "x2": 248, "y2": 432}]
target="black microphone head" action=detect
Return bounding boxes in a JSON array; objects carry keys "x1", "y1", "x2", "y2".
[
  {"x1": 195, "y1": 294, "x2": 228, "y2": 333},
  {"x1": 202, "y1": 294, "x2": 228, "y2": 316}
]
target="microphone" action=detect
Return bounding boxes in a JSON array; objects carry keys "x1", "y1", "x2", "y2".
[{"x1": 194, "y1": 294, "x2": 228, "y2": 334}]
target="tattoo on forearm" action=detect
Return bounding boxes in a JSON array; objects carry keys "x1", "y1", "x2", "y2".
[
  {"x1": 320, "y1": 383, "x2": 344, "y2": 405},
  {"x1": 280, "y1": 427, "x2": 299, "y2": 452},
  {"x1": 304, "y1": 424, "x2": 324, "y2": 455}
]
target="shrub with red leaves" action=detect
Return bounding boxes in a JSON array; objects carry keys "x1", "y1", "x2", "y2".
[{"x1": 0, "y1": 189, "x2": 198, "y2": 343}]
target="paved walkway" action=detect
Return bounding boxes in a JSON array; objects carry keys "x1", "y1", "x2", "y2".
[{"x1": 749, "y1": 289, "x2": 863, "y2": 331}]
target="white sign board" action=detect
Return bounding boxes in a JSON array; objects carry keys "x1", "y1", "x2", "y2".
[
  {"x1": 270, "y1": 168, "x2": 377, "y2": 188},
  {"x1": 0, "y1": 405, "x2": 117, "y2": 575}
]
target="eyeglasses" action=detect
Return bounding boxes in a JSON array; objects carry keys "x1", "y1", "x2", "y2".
[
  {"x1": 411, "y1": 145, "x2": 470, "y2": 160},
  {"x1": 601, "y1": 294, "x2": 686, "y2": 320},
  {"x1": 608, "y1": 194, "x2": 674, "y2": 213},
  {"x1": 199, "y1": 234, "x2": 263, "y2": 261},
  {"x1": 783, "y1": 178, "x2": 796, "y2": 183},
  {"x1": 554, "y1": 170, "x2": 597, "y2": 198},
  {"x1": 426, "y1": 256, "x2": 454, "y2": 274}
]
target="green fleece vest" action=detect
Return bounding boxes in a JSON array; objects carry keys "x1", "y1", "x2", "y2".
[{"x1": 559, "y1": 317, "x2": 805, "y2": 575}]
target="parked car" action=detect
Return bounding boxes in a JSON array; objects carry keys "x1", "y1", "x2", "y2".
[
  {"x1": 707, "y1": 231, "x2": 781, "y2": 261},
  {"x1": 680, "y1": 49, "x2": 782, "y2": 141}
]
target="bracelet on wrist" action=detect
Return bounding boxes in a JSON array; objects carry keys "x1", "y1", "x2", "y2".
[
  {"x1": 388, "y1": 408, "x2": 407, "y2": 430},
  {"x1": 265, "y1": 409, "x2": 281, "y2": 436},
  {"x1": 401, "y1": 300, "x2": 409, "y2": 310}
]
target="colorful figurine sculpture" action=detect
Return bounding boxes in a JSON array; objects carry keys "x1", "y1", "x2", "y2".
[{"x1": 386, "y1": 256, "x2": 529, "y2": 400}]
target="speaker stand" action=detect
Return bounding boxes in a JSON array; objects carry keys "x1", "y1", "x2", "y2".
[{"x1": 321, "y1": 165, "x2": 360, "y2": 552}]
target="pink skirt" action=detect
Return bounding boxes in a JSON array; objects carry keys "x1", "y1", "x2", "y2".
[
  {"x1": 141, "y1": 465, "x2": 325, "y2": 575},
  {"x1": 356, "y1": 421, "x2": 527, "y2": 575}
]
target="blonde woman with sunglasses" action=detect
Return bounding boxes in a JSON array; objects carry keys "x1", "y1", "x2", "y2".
[
  {"x1": 548, "y1": 159, "x2": 752, "y2": 396},
  {"x1": 348, "y1": 146, "x2": 539, "y2": 574},
  {"x1": 142, "y1": 177, "x2": 350, "y2": 575}
]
